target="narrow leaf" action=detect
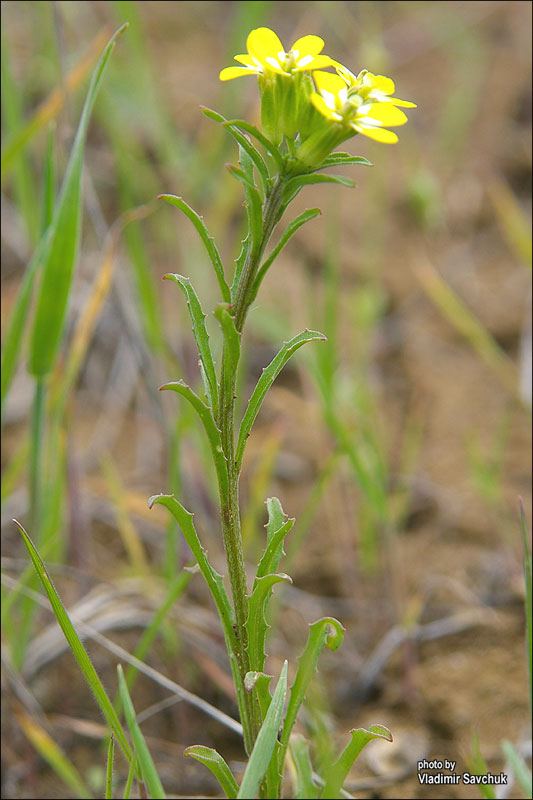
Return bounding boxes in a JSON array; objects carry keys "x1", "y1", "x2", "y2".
[
  {"x1": 29, "y1": 24, "x2": 128, "y2": 377},
  {"x1": 236, "y1": 331, "x2": 327, "y2": 470},
  {"x1": 256, "y1": 498, "x2": 294, "y2": 578},
  {"x1": 117, "y1": 665, "x2": 166, "y2": 799},
  {"x1": 283, "y1": 173, "x2": 354, "y2": 206},
  {"x1": 105, "y1": 736, "x2": 114, "y2": 800},
  {"x1": 14, "y1": 521, "x2": 134, "y2": 766},
  {"x1": 251, "y1": 208, "x2": 321, "y2": 301},
  {"x1": 321, "y1": 725, "x2": 393, "y2": 799},
  {"x1": 158, "y1": 194, "x2": 230, "y2": 302},
  {"x1": 163, "y1": 274, "x2": 218, "y2": 414},
  {"x1": 215, "y1": 303, "x2": 241, "y2": 379},
  {"x1": 290, "y1": 735, "x2": 320, "y2": 800},
  {"x1": 159, "y1": 381, "x2": 228, "y2": 500},
  {"x1": 247, "y1": 573, "x2": 292, "y2": 673},
  {"x1": 238, "y1": 661, "x2": 288, "y2": 799},
  {"x1": 185, "y1": 746, "x2": 239, "y2": 799},
  {"x1": 231, "y1": 234, "x2": 251, "y2": 302},
  {"x1": 319, "y1": 152, "x2": 372, "y2": 169},
  {"x1": 200, "y1": 107, "x2": 283, "y2": 171},
  {"x1": 279, "y1": 618, "x2": 345, "y2": 770},
  {"x1": 501, "y1": 740, "x2": 532, "y2": 798}
]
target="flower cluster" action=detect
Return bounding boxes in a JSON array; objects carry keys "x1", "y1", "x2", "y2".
[{"x1": 220, "y1": 26, "x2": 416, "y2": 167}]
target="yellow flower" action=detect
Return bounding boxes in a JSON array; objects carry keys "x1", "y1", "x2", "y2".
[
  {"x1": 335, "y1": 64, "x2": 417, "y2": 110},
  {"x1": 219, "y1": 27, "x2": 333, "y2": 81},
  {"x1": 311, "y1": 71, "x2": 412, "y2": 143}
]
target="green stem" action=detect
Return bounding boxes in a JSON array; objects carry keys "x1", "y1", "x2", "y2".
[{"x1": 217, "y1": 176, "x2": 286, "y2": 755}]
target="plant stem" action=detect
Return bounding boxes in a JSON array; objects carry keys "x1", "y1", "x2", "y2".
[{"x1": 217, "y1": 175, "x2": 286, "y2": 754}]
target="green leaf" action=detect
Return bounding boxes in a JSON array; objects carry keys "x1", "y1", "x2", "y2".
[
  {"x1": 163, "y1": 274, "x2": 218, "y2": 414},
  {"x1": 28, "y1": 24, "x2": 127, "y2": 377},
  {"x1": 501, "y1": 740, "x2": 532, "y2": 798},
  {"x1": 147, "y1": 494, "x2": 237, "y2": 660},
  {"x1": 236, "y1": 330, "x2": 327, "y2": 471},
  {"x1": 243, "y1": 671, "x2": 280, "y2": 799},
  {"x1": 40, "y1": 126, "x2": 56, "y2": 234},
  {"x1": 105, "y1": 736, "x2": 114, "y2": 800},
  {"x1": 319, "y1": 152, "x2": 372, "y2": 169},
  {"x1": 227, "y1": 162, "x2": 256, "y2": 190},
  {"x1": 201, "y1": 107, "x2": 284, "y2": 172},
  {"x1": 159, "y1": 381, "x2": 228, "y2": 500},
  {"x1": 235, "y1": 134, "x2": 270, "y2": 193},
  {"x1": 158, "y1": 194, "x2": 230, "y2": 303},
  {"x1": 256, "y1": 498, "x2": 294, "y2": 579},
  {"x1": 215, "y1": 304, "x2": 241, "y2": 379},
  {"x1": 283, "y1": 173, "x2": 355, "y2": 206},
  {"x1": 321, "y1": 725, "x2": 393, "y2": 799},
  {"x1": 279, "y1": 618, "x2": 345, "y2": 771},
  {"x1": 251, "y1": 208, "x2": 321, "y2": 302},
  {"x1": 519, "y1": 499, "x2": 532, "y2": 714},
  {"x1": 238, "y1": 661, "x2": 288, "y2": 799},
  {"x1": 117, "y1": 665, "x2": 166, "y2": 799},
  {"x1": 247, "y1": 573, "x2": 292, "y2": 673},
  {"x1": 290, "y1": 735, "x2": 320, "y2": 800},
  {"x1": 185, "y1": 746, "x2": 239, "y2": 799},
  {"x1": 231, "y1": 234, "x2": 251, "y2": 302},
  {"x1": 14, "y1": 520, "x2": 134, "y2": 767}
]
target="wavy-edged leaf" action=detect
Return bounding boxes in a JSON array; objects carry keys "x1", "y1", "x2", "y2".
[
  {"x1": 290, "y1": 735, "x2": 320, "y2": 800},
  {"x1": 283, "y1": 173, "x2": 355, "y2": 206},
  {"x1": 158, "y1": 194, "x2": 230, "y2": 303},
  {"x1": 185, "y1": 746, "x2": 238, "y2": 799},
  {"x1": 251, "y1": 208, "x2": 321, "y2": 301},
  {"x1": 279, "y1": 618, "x2": 345, "y2": 770},
  {"x1": 237, "y1": 661, "x2": 288, "y2": 799},
  {"x1": 236, "y1": 330, "x2": 327, "y2": 470},
  {"x1": 148, "y1": 494, "x2": 236, "y2": 651},
  {"x1": 321, "y1": 725, "x2": 393, "y2": 799},
  {"x1": 319, "y1": 152, "x2": 373, "y2": 169},
  {"x1": 14, "y1": 521, "x2": 134, "y2": 767},
  {"x1": 215, "y1": 304, "x2": 241, "y2": 378},
  {"x1": 247, "y1": 573, "x2": 292, "y2": 673},
  {"x1": 159, "y1": 381, "x2": 228, "y2": 500},
  {"x1": 163, "y1": 274, "x2": 218, "y2": 413},
  {"x1": 117, "y1": 665, "x2": 166, "y2": 799},
  {"x1": 29, "y1": 24, "x2": 127, "y2": 377},
  {"x1": 256, "y1": 498, "x2": 294, "y2": 579}
]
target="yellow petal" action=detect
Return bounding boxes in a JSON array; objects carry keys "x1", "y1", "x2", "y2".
[
  {"x1": 234, "y1": 54, "x2": 257, "y2": 67},
  {"x1": 369, "y1": 74, "x2": 395, "y2": 95},
  {"x1": 311, "y1": 93, "x2": 338, "y2": 121},
  {"x1": 390, "y1": 98, "x2": 417, "y2": 108},
  {"x1": 247, "y1": 27, "x2": 284, "y2": 65},
  {"x1": 366, "y1": 103, "x2": 408, "y2": 126},
  {"x1": 314, "y1": 70, "x2": 346, "y2": 94},
  {"x1": 360, "y1": 126, "x2": 398, "y2": 143},
  {"x1": 291, "y1": 34, "x2": 324, "y2": 56},
  {"x1": 219, "y1": 66, "x2": 257, "y2": 81},
  {"x1": 334, "y1": 62, "x2": 356, "y2": 85},
  {"x1": 303, "y1": 54, "x2": 335, "y2": 70}
]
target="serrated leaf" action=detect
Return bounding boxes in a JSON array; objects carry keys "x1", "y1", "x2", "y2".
[
  {"x1": 247, "y1": 573, "x2": 292, "y2": 673},
  {"x1": 283, "y1": 173, "x2": 355, "y2": 206},
  {"x1": 236, "y1": 330, "x2": 327, "y2": 471},
  {"x1": 185, "y1": 746, "x2": 239, "y2": 799},
  {"x1": 251, "y1": 208, "x2": 321, "y2": 302},
  {"x1": 231, "y1": 234, "x2": 251, "y2": 301},
  {"x1": 14, "y1": 521, "x2": 134, "y2": 768},
  {"x1": 159, "y1": 381, "x2": 228, "y2": 500},
  {"x1": 321, "y1": 725, "x2": 393, "y2": 799},
  {"x1": 215, "y1": 304, "x2": 241, "y2": 378},
  {"x1": 29, "y1": 24, "x2": 127, "y2": 377},
  {"x1": 158, "y1": 194, "x2": 230, "y2": 302},
  {"x1": 237, "y1": 661, "x2": 288, "y2": 799},
  {"x1": 163, "y1": 274, "x2": 218, "y2": 414},
  {"x1": 117, "y1": 665, "x2": 166, "y2": 799},
  {"x1": 256, "y1": 498, "x2": 294, "y2": 579},
  {"x1": 290, "y1": 735, "x2": 320, "y2": 800},
  {"x1": 279, "y1": 618, "x2": 345, "y2": 771}
]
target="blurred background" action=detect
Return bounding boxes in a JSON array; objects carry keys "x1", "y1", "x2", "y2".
[{"x1": 1, "y1": 1, "x2": 531, "y2": 798}]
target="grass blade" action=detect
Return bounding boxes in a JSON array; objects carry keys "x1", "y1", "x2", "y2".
[
  {"x1": 117, "y1": 665, "x2": 166, "y2": 799},
  {"x1": 519, "y1": 499, "x2": 532, "y2": 714},
  {"x1": 28, "y1": 24, "x2": 127, "y2": 378},
  {"x1": 16, "y1": 711, "x2": 93, "y2": 799},
  {"x1": 158, "y1": 194, "x2": 230, "y2": 303},
  {"x1": 163, "y1": 274, "x2": 218, "y2": 414},
  {"x1": 236, "y1": 330, "x2": 327, "y2": 471},
  {"x1": 106, "y1": 735, "x2": 115, "y2": 800},
  {"x1": 237, "y1": 661, "x2": 288, "y2": 799},
  {"x1": 185, "y1": 745, "x2": 239, "y2": 799},
  {"x1": 14, "y1": 520, "x2": 134, "y2": 767},
  {"x1": 501, "y1": 740, "x2": 532, "y2": 798}
]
